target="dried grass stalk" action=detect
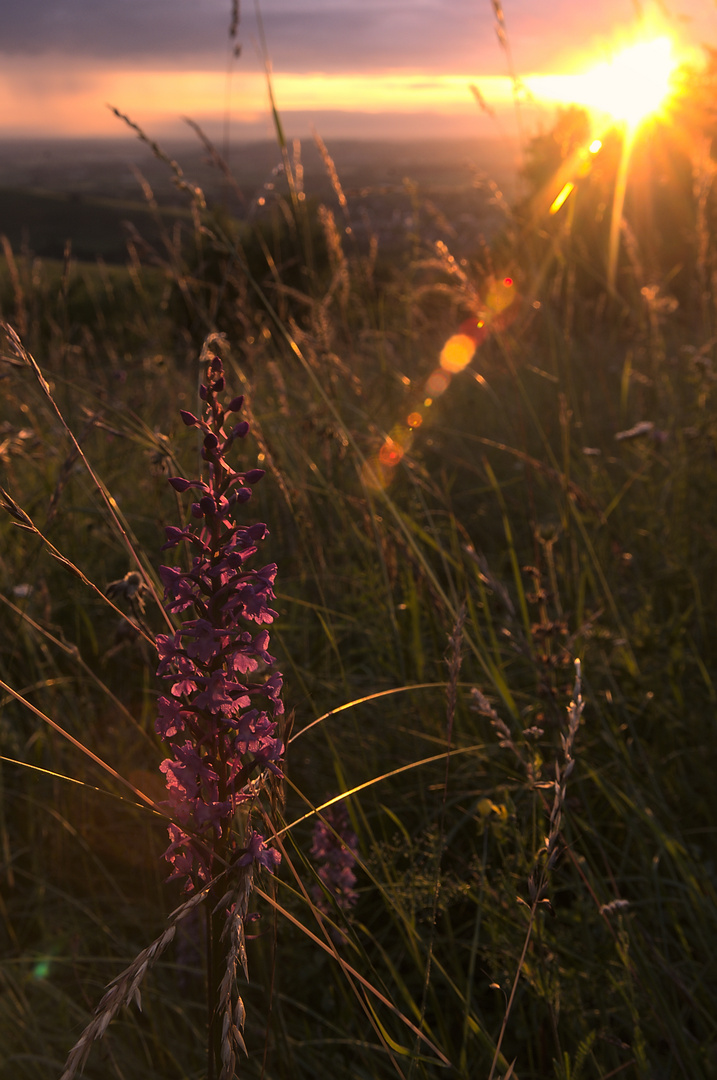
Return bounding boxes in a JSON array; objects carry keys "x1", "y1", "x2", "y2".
[{"x1": 60, "y1": 886, "x2": 210, "y2": 1080}]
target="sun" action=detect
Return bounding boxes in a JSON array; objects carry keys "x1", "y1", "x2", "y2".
[
  {"x1": 530, "y1": 35, "x2": 679, "y2": 132},
  {"x1": 579, "y1": 37, "x2": 677, "y2": 129}
]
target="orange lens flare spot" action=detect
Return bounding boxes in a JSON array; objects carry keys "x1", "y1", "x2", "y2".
[
  {"x1": 426, "y1": 368, "x2": 452, "y2": 395},
  {"x1": 424, "y1": 397, "x2": 433, "y2": 407},
  {"x1": 549, "y1": 181, "x2": 575, "y2": 215},
  {"x1": 485, "y1": 279, "x2": 517, "y2": 315},
  {"x1": 407, "y1": 412, "x2": 423, "y2": 428},
  {"x1": 439, "y1": 336, "x2": 476, "y2": 374},
  {"x1": 378, "y1": 439, "x2": 404, "y2": 467},
  {"x1": 457, "y1": 317, "x2": 487, "y2": 342},
  {"x1": 589, "y1": 139, "x2": 602, "y2": 154},
  {"x1": 361, "y1": 456, "x2": 391, "y2": 491}
]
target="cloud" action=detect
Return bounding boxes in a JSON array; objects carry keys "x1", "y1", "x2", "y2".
[
  {"x1": 1, "y1": 0, "x2": 229, "y2": 62},
  {"x1": 0, "y1": 0, "x2": 504, "y2": 72},
  {"x1": 0, "y1": 56, "x2": 519, "y2": 138},
  {"x1": 2, "y1": 0, "x2": 676, "y2": 80},
  {"x1": 1, "y1": 0, "x2": 703, "y2": 143}
]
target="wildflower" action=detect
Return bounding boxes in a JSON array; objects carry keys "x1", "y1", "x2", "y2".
[
  {"x1": 311, "y1": 802, "x2": 359, "y2": 913},
  {"x1": 236, "y1": 829, "x2": 282, "y2": 873},
  {"x1": 155, "y1": 353, "x2": 283, "y2": 892}
]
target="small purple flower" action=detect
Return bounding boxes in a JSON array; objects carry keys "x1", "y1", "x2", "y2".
[
  {"x1": 159, "y1": 565, "x2": 199, "y2": 612},
  {"x1": 156, "y1": 696, "x2": 185, "y2": 739},
  {"x1": 155, "y1": 353, "x2": 283, "y2": 891},
  {"x1": 236, "y1": 829, "x2": 282, "y2": 874}
]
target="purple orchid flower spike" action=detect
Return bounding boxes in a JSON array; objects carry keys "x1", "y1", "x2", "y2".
[
  {"x1": 155, "y1": 352, "x2": 283, "y2": 893},
  {"x1": 311, "y1": 802, "x2": 359, "y2": 914},
  {"x1": 59, "y1": 352, "x2": 285, "y2": 1080}
]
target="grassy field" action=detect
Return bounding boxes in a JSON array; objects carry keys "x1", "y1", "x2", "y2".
[{"x1": 0, "y1": 82, "x2": 716, "y2": 1080}]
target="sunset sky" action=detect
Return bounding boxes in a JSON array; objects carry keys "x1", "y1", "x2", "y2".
[{"x1": 0, "y1": 0, "x2": 712, "y2": 141}]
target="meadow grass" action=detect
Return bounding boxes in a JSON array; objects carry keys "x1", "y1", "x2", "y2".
[{"x1": 0, "y1": 79, "x2": 716, "y2": 1080}]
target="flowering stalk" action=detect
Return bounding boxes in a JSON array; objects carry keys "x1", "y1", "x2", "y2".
[
  {"x1": 60, "y1": 354, "x2": 284, "y2": 1080},
  {"x1": 156, "y1": 352, "x2": 284, "y2": 1076},
  {"x1": 311, "y1": 802, "x2": 359, "y2": 915}
]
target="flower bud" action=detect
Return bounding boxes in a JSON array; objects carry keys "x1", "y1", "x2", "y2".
[{"x1": 168, "y1": 476, "x2": 192, "y2": 492}]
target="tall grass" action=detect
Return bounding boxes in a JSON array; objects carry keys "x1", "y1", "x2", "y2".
[{"x1": 1, "y1": 51, "x2": 717, "y2": 1080}]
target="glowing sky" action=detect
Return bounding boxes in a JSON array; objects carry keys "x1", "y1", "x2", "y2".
[{"x1": 0, "y1": 0, "x2": 711, "y2": 140}]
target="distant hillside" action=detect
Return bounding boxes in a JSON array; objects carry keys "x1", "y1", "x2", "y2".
[
  {"x1": 0, "y1": 136, "x2": 519, "y2": 196},
  {"x1": 0, "y1": 137, "x2": 519, "y2": 262},
  {"x1": 0, "y1": 187, "x2": 193, "y2": 262}
]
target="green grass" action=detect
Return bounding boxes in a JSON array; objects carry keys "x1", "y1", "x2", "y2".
[
  {"x1": 0, "y1": 187, "x2": 193, "y2": 262},
  {"x1": 1, "y1": 95, "x2": 717, "y2": 1080}
]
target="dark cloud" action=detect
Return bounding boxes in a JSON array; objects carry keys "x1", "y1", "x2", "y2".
[
  {"x1": 0, "y1": 0, "x2": 230, "y2": 61},
  {"x1": 0, "y1": 0, "x2": 667, "y2": 74},
  {"x1": 258, "y1": 1, "x2": 493, "y2": 73},
  {"x1": 0, "y1": 0, "x2": 503, "y2": 71}
]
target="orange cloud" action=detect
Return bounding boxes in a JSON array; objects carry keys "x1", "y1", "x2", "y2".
[{"x1": 0, "y1": 59, "x2": 521, "y2": 137}]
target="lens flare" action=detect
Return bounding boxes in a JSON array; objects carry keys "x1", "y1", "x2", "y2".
[
  {"x1": 549, "y1": 181, "x2": 575, "y2": 215},
  {"x1": 379, "y1": 438, "x2": 404, "y2": 467},
  {"x1": 426, "y1": 369, "x2": 452, "y2": 397},
  {"x1": 361, "y1": 276, "x2": 522, "y2": 493},
  {"x1": 439, "y1": 334, "x2": 478, "y2": 374},
  {"x1": 361, "y1": 455, "x2": 392, "y2": 491},
  {"x1": 33, "y1": 959, "x2": 51, "y2": 980}
]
